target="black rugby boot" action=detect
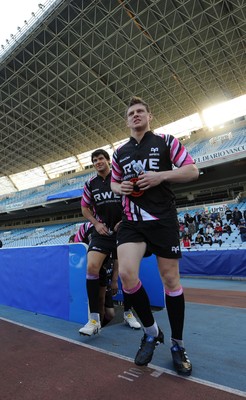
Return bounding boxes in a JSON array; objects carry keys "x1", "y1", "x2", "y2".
[
  {"x1": 171, "y1": 341, "x2": 192, "y2": 375},
  {"x1": 135, "y1": 327, "x2": 164, "y2": 366}
]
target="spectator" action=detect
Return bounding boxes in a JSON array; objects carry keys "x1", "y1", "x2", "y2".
[
  {"x1": 204, "y1": 233, "x2": 213, "y2": 246},
  {"x1": 179, "y1": 220, "x2": 186, "y2": 239},
  {"x1": 183, "y1": 213, "x2": 190, "y2": 227},
  {"x1": 215, "y1": 216, "x2": 223, "y2": 226},
  {"x1": 212, "y1": 232, "x2": 222, "y2": 247},
  {"x1": 206, "y1": 218, "x2": 214, "y2": 228},
  {"x1": 0, "y1": 239, "x2": 2, "y2": 248},
  {"x1": 193, "y1": 211, "x2": 202, "y2": 232},
  {"x1": 187, "y1": 216, "x2": 196, "y2": 237},
  {"x1": 214, "y1": 223, "x2": 223, "y2": 236},
  {"x1": 181, "y1": 235, "x2": 191, "y2": 249},
  {"x1": 194, "y1": 233, "x2": 204, "y2": 246},
  {"x1": 225, "y1": 207, "x2": 232, "y2": 222},
  {"x1": 198, "y1": 222, "x2": 207, "y2": 236},
  {"x1": 200, "y1": 211, "x2": 208, "y2": 224},
  {"x1": 232, "y1": 207, "x2": 242, "y2": 227},
  {"x1": 238, "y1": 221, "x2": 246, "y2": 242},
  {"x1": 205, "y1": 223, "x2": 214, "y2": 236},
  {"x1": 222, "y1": 223, "x2": 232, "y2": 236},
  {"x1": 210, "y1": 211, "x2": 219, "y2": 222}
]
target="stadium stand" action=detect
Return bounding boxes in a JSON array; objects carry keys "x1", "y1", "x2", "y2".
[
  {"x1": 186, "y1": 127, "x2": 246, "y2": 159},
  {"x1": 0, "y1": 125, "x2": 245, "y2": 215},
  {"x1": 0, "y1": 223, "x2": 77, "y2": 248},
  {"x1": 0, "y1": 172, "x2": 94, "y2": 213},
  {"x1": 1, "y1": 200, "x2": 245, "y2": 250}
]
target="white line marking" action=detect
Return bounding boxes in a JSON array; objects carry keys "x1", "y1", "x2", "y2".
[
  {"x1": 187, "y1": 301, "x2": 245, "y2": 310},
  {"x1": 118, "y1": 375, "x2": 133, "y2": 381},
  {"x1": 151, "y1": 370, "x2": 163, "y2": 377},
  {"x1": 128, "y1": 367, "x2": 144, "y2": 376},
  {"x1": 1, "y1": 317, "x2": 245, "y2": 398},
  {"x1": 123, "y1": 371, "x2": 140, "y2": 378}
]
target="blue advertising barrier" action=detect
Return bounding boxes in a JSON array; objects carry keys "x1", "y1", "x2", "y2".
[
  {"x1": 0, "y1": 246, "x2": 245, "y2": 323},
  {"x1": 0, "y1": 244, "x2": 88, "y2": 324},
  {"x1": 180, "y1": 249, "x2": 246, "y2": 277}
]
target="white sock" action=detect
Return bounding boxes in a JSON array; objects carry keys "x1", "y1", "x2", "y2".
[
  {"x1": 144, "y1": 321, "x2": 158, "y2": 337},
  {"x1": 171, "y1": 338, "x2": 184, "y2": 348},
  {"x1": 90, "y1": 313, "x2": 100, "y2": 322}
]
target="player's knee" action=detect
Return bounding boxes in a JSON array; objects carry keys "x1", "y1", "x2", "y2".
[{"x1": 87, "y1": 263, "x2": 101, "y2": 275}]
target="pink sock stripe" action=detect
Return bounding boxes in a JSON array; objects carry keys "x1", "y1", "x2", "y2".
[
  {"x1": 123, "y1": 280, "x2": 142, "y2": 294},
  {"x1": 165, "y1": 286, "x2": 183, "y2": 297},
  {"x1": 86, "y1": 274, "x2": 99, "y2": 280}
]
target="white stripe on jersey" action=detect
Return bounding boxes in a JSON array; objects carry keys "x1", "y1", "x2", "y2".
[{"x1": 129, "y1": 201, "x2": 158, "y2": 221}]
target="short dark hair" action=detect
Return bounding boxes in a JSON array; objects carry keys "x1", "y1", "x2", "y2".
[
  {"x1": 68, "y1": 234, "x2": 75, "y2": 243},
  {"x1": 126, "y1": 96, "x2": 151, "y2": 115},
  {"x1": 91, "y1": 149, "x2": 110, "y2": 163}
]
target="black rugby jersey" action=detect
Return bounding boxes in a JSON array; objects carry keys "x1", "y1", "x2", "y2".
[
  {"x1": 74, "y1": 222, "x2": 93, "y2": 244},
  {"x1": 111, "y1": 131, "x2": 195, "y2": 221},
  {"x1": 81, "y1": 172, "x2": 122, "y2": 230}
]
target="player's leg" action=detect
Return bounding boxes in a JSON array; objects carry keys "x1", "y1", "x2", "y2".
[
  {"x1": 118, "y1": 242, "x2": 163, "y2": 365},
  {"x1": 157, "y1": 257, "x2": 192, "y2": 375},
  {"x1": 79, "y1": 251, "x2": 107, "y2": 336}
]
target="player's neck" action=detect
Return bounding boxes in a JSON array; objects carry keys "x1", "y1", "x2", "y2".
[
  {"x1": 131, "y1": 128, "x2": 150, "y2": 143},
  {"x1": 98, "y1": 167, "x2": 110, "y2": 179}
]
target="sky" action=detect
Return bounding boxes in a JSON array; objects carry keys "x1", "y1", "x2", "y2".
[{"x1": 0, "y1": 1, "x2": 45, "y2": 47}]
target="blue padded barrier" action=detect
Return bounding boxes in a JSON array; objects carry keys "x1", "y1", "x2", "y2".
[
  {"x1": 0, "y1": 244, "x2": 88, "y2": 324},
  {"x1": 0, "y1": 247, "x2": 245, "y2": 322},
  {"x1": 179, "y1": 249, "x2": 246, "y2": 277}
]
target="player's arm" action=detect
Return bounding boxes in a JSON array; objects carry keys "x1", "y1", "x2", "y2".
[
  {"x1": 137, "y1": 163, "x2": 199, "y2": 190},
  {"x1": 81, "y1": 206, "x2": 109, "y2": 235},
  {"x1": 111, "y1": 152, "x2": 134, "y2": 195},
  {"x1": 111, "y1": 181, "x2": 134, "y2": 195}
]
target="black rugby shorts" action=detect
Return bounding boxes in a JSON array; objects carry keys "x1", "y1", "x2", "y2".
[
  {"x1": 117, "y1": 219, "x2": 181, "y2": 259},
  {"x1": 88, "y1": 231, "x2": 117, "y2": 259}
]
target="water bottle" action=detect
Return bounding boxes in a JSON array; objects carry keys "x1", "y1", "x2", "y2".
[
  {"x1": 130, "y1": 161, "x2": 145, "y2": 197},
  {"x1": 131, "y1": 160, "x2": 145, "y2": 176}
]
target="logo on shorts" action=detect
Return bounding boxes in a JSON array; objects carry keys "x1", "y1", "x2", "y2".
[
  {"x1": 171, "y1": 246, "x2": 180, "y2": 253},
  {"x1": 91, "y1": 246, "x2": 102, "y2": 251}
]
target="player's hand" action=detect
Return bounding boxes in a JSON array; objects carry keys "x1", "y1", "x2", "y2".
[
  {"x1": 120, "y1": 180, "x2": 134, "y2": 195},
  {"x1": 111, "y1": 281, "x2": 118, "y2": 296},
  {"x1": 94, "y1": 221, "x2": 109, "y2": 235},
  {"x1": 137, "y1": 171, "x2": 163, "y2": 190}
]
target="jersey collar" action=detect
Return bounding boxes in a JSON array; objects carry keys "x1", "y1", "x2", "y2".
[{"x1": 129, "y1": 130, "x2": 153, "y2": 144}]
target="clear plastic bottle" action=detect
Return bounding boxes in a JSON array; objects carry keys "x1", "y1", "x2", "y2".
[{"x1": 131, "y1": 160, "x2": 145, "y2": 175}]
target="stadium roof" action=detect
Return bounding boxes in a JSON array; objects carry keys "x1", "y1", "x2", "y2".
[{"x1": 0, "y1": 0, "x2": 246, "y2": 191}]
